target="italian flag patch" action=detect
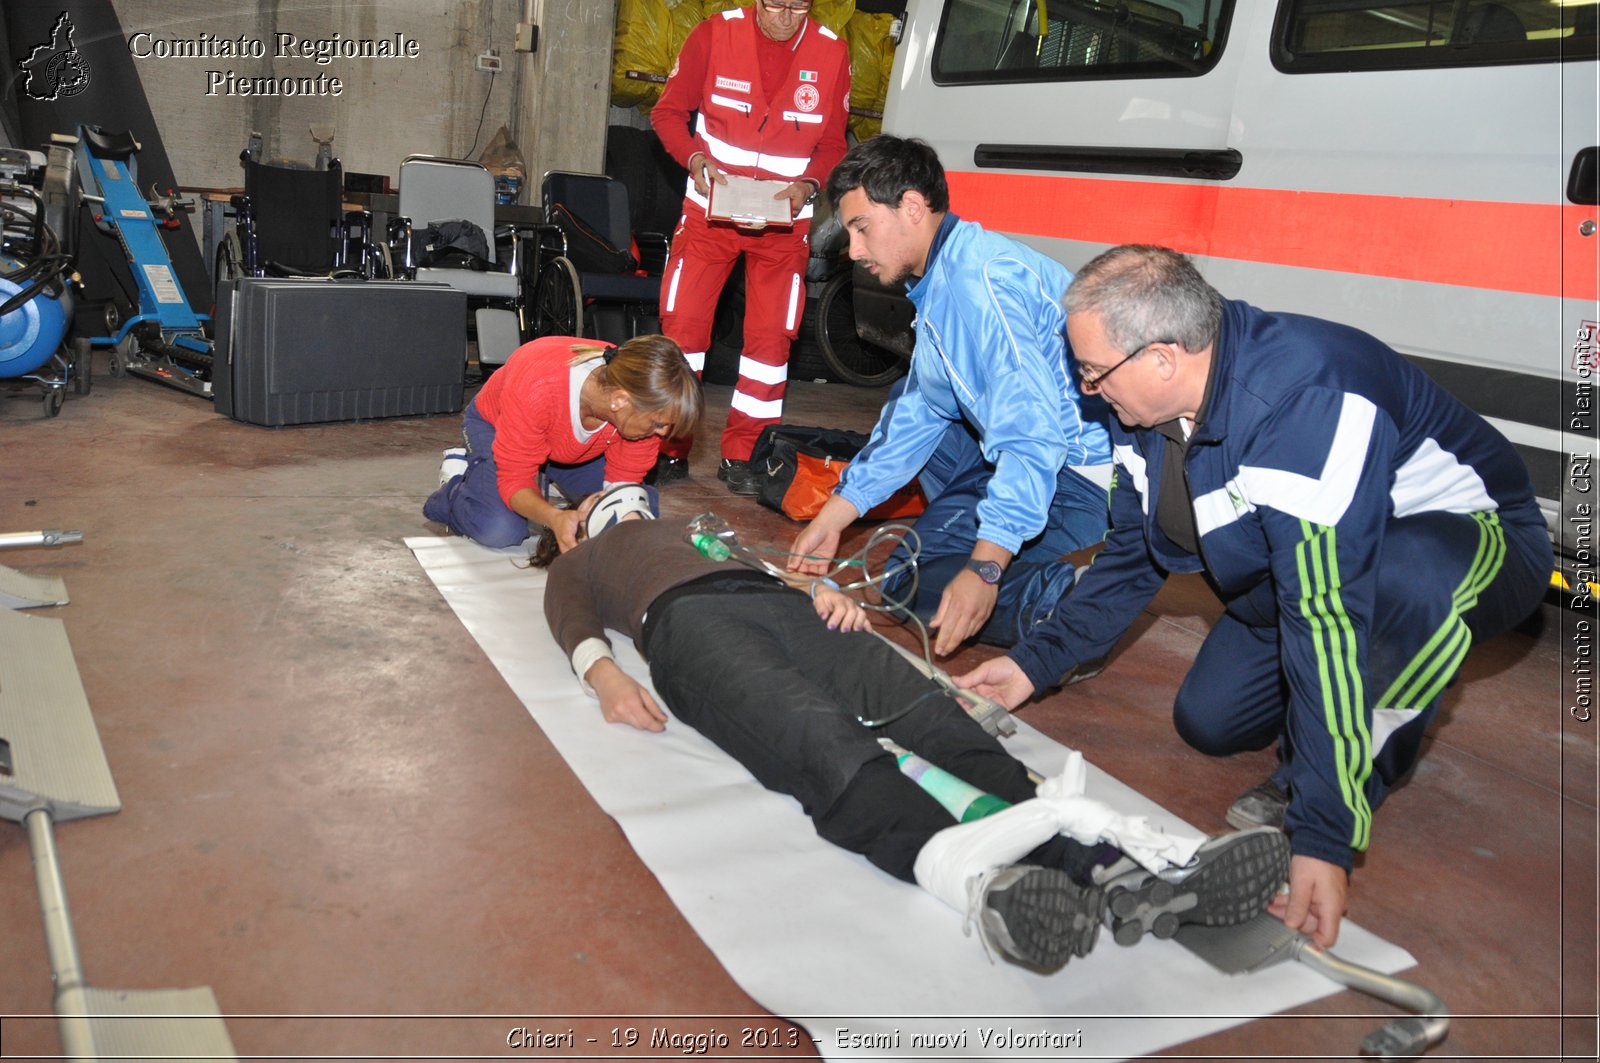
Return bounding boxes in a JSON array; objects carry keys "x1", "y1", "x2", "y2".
[{"x1": 799, "y1": 70, "x2": 817, "y2": 82}]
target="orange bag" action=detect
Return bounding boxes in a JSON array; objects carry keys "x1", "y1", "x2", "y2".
[{"x1": 751, "y1": 424, "x2": 926, "y2": 522}]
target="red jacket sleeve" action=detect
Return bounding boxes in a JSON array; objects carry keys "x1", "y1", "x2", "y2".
[
  {"x1": 651, "y1": 19, "x2": 714, "y2": 170},
  {"x1": 802, "y1": 43, "x2": 851, "y2": 189},
  {"x1": 491, "y1": 374, "x2": 555, "y2": 508}
]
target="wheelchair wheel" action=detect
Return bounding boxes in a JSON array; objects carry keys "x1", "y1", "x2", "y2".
[
  {"x1": 817, "y1": 272, "x2": 906, "y2": 388},
  {"x1": 214, "y1": 233, "x2": 243, "y2": 299},
  {"x1": 372, "y1": 240, "x2": 394, "y2": 280},
  {"x1": 531, "y1": 255, "x2": 583, "y2": 339}
]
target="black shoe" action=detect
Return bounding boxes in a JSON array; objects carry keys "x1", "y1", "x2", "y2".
[
  {"x1": 1095, "y1": 826, "x2": 1290, "y2": 947},
  {"x1": 1225, "y1": 777, "x2": 1289, "y2": 831},
  {"x1": 977, "y1": 865, "x2": 1105, "y2": 973},
  {"x1": 717, "y1": 458, "x2": 761, "y2": 497},
  {"x1": 647, "y1": 455, "x2": 688, "y2": 486}
]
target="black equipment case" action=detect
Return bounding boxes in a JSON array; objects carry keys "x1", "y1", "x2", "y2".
[{"x1": 214, "y1": 278, "x2": 469, "y2": 426}]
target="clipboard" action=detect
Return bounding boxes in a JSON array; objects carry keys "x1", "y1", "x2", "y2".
[{"x1": 708, "y1": 175, "x2": 794, "y2": 229}]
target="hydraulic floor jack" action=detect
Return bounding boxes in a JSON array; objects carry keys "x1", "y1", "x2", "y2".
[{"x1": 68, "y1": 125, "x2": 213, "y2": 398}]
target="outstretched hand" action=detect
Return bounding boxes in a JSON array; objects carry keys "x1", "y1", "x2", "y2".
[
  {"x1": 1268, "y1": 853, "x2": 1348, "y2": 949},
  {"x1": 929, "y1": 570, "x2": 999, "y2": 656},
  {"x1": 952, "y1": 655, "x2": 1036, "y2": 710},
  {"x1": 553, "y1": 509, "x2": 586, "y2": 553},
  {"x1": 813, "y1": 585, "x2": 872, "y2": 632},
  {"x1": 587, "y1": 658, "x2": 668, "y2": 732}
]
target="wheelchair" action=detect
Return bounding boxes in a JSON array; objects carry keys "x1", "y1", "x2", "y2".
[
  {"x1": 524, "y1": 170, "x2": 667, "y2": 346},
  {"x1": 214, "y1": 131, "x2": 388, "y2": 288},
  {"x1": 390, "y1": 154, "x2": 526, "y2": 368}
]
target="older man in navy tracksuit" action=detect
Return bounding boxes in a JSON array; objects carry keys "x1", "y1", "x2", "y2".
[{"x1": 958, "y1": 245, "x2": 1551, "y2": 949}]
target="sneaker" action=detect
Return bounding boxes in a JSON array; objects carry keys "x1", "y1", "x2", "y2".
[
  {"x1": 717, "y1": 458, "x2": 761, "y2": 497},
  {"x1": 1226, "y1": 778, "x2": 1289, "y2": 831},
  {"x1": 975, "y1": 865, "x2": 1104, "y2": 973},
  {"x1": 438, "y1": 447, "x2": 468, "y2": 487},
  {"x1": 647, "y1": 455, "x2": 689, "y2": 486},
  {"x1": 1094, "y1": 826, "x2": 1290, "y2": 947}
]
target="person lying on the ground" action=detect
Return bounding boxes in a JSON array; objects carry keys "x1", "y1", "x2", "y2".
[{"x1": 533, "y1": 489, "x2": 1290, "y2": 972}]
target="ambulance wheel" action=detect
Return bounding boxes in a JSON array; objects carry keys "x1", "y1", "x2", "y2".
[{"x1": 817, "y1": 272, "x2": 905, "y2": 388}]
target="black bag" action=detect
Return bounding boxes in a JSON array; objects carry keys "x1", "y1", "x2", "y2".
[
  {"x1": 551, "y1": 202, "x2": 635, "y2": 274},
  {"x1": 749, "y1": 424, "x2": 925, "y2": 521},
  {"x1": 416, "y1": 218, "x2": 493, "y2": 270}
]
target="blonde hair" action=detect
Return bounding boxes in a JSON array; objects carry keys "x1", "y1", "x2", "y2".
[{"x1": 571, "y1": 335, "x2": 702, "y2": 440}]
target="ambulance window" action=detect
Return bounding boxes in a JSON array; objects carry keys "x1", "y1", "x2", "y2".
[
  {"x1": 932, "y1": 0, "x2": 1235, "y2": 82},
  {"x1": 1274, "y1": 0, "x2": 1596, "y2": 70}
]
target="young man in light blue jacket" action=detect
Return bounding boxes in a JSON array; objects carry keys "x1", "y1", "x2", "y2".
[{"x1": 790, "y1": 135, "x2": 1112, "y2": 657}]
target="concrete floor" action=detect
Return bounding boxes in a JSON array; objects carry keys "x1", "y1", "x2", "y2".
[{"x1": 0, "y1": 353, "x2": 1595, "y2": 1061}]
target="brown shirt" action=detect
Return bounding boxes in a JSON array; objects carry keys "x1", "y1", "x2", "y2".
[{"x1": 543, "y1": 519, "x2": 776, "y2": 663}]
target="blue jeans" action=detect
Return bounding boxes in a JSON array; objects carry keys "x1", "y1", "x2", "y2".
[
  {"x1": 423, "y1": 400, "x2": 653, "y2": 548},
  {"x1": 880, "y1": 421, "x2": 1110, "y2": 646}
]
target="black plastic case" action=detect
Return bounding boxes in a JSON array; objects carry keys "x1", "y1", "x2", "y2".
[{"x1": 214, "y1": 278, "x2": 469, "y2": 426}]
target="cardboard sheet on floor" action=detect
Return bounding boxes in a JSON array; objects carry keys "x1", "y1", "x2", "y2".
[{"x1": 407, "y1": 536, "x2": 1415, "y2": 1061}]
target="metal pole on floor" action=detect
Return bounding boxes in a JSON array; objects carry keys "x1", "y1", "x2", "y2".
[
  {"x1": 0, "y1": 530, "x2": 84, "y2": 549},
  {"x1": 25, "y1": 807, "x2": 94, "y2": 1062}
]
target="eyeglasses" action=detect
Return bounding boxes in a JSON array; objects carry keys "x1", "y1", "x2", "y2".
[
  {"x1": 760, "y1": 0, "x2": 813, "y2": 12},
  {"x1": 1077, "y1": 338, "x2": 1175, "y2": 394}
]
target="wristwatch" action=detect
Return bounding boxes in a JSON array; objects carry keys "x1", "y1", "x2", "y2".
[{"x1": 965, "y1": 558, "x2": 1004, "y2": 585}]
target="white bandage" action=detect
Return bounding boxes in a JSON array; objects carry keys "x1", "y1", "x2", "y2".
[
  {"x1": 913, "y1": 801, "x2": 1062, "y2": 913},
  {"x1": 1036, "y1": 752, "x2": 1205, "y2": 873},
  {"x1": 911, "y1": 751, "x2": 1207, "y2": 914},
  {"x1": 570, "y1": 637, "x2": 615, "y2": 697}
]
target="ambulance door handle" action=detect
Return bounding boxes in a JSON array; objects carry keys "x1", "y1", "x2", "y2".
[
  {"x1": 1569, "y1": 147, "x2": 1597, "y2": 215},
  {"x1": 973, "y1": 144, "x2": 1244, "y2": 182}
]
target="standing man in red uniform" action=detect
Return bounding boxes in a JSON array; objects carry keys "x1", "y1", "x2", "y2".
[{"x1": 650, "y1": 0, "x2": 850, "y2": 494}]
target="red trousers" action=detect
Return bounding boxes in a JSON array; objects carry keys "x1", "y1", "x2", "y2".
[{"x1": 659, "y1": 205, "x2": 810, "y2": 461}]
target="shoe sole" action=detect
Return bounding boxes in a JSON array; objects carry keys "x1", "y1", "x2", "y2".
[
  {"x1": 983, "y1": 867, "x2": 1104, "y2": 973},
  {"x1": 1104, "y1": 829, "x2": 1289, "y2": 947}
]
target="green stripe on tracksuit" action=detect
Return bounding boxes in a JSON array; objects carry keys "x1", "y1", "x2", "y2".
[
  {"x1": 1295, "y1": 520, "x2": 1373, "y2": 851},
  {"x1": 1377, "y1": 512, "x2": 1507, "y2": 715}
]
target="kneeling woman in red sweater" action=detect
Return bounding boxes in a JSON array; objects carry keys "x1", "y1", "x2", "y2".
[{"x1": 424, "y1": 334, "x2": 700, "y2": 550}]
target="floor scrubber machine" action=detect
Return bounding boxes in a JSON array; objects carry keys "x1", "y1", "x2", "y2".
[{"x1": 0, "y1": 142, "x2": 86, "y2": 418}]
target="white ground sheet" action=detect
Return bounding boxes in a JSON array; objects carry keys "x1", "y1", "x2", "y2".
[{"x1": 408, "y1": 536, "x2": 1415, "y2": 1062}]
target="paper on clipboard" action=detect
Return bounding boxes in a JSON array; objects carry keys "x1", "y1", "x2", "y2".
[{"x1": 708, "y1": 175, "x2": 794, "y2": 228}]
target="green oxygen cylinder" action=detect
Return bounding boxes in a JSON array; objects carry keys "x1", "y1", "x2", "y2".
[{"x1": 879, "y1": 738, "x2": 1011, "y2": 822}]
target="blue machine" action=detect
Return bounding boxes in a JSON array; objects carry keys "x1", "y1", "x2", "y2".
[
  {"x1": 0, "y1": 143, "x2": 85, "y2": 417},
  {"x1": 72, "y1": 125, "x2": 212, "y2": 398}
]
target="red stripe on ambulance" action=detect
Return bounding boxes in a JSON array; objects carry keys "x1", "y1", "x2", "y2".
[{"x1": 948, "y1": 171, "x2": 1597, "y2": 302}]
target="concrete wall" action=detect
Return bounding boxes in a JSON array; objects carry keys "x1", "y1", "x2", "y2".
[{"x1": 114, "y1": 0, "x2": 614, "y2": 197}]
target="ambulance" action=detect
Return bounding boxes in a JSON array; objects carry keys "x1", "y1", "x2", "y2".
[{"x1": 853, "y1": 0, "x2": 1599, "y2": 576}]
